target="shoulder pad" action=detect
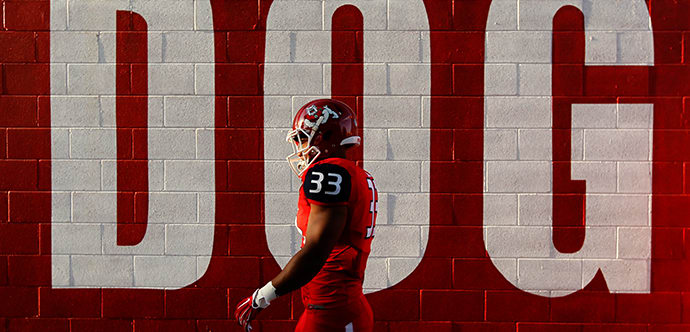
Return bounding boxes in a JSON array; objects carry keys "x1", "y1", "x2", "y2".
[{"x1": 303, "y1": 163, "x2": 352, "y2": 205}]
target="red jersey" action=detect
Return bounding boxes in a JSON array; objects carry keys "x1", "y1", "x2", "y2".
[{"x1": 296, "y1": 157, "x2": 378, "y2": 307}]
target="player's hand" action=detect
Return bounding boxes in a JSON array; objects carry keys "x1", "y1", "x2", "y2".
[{"x1": 234, "y1": 289, "x2": 263, "y2": 332}]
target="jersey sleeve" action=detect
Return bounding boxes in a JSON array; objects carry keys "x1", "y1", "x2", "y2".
[{"x1": 303, "y1": 163, "x2": 352, "y2": 205}]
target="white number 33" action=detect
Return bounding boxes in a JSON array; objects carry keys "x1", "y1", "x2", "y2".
[{"x1": 309, "y1": 171, "x2": 342, "y2": 195}]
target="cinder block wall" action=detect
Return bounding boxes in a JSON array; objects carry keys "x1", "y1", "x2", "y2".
[{"x1": 0, "y1": 0, "x2": 689, "y2": 331}]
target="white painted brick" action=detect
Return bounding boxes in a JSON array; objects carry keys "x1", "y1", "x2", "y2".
[
  {"x1": 70, "y1": 129, "x2": 116, "y2": 159},
  {"x1": 293, "y1": 31, "x2": 331, "y2": 63},
  {"x1": 571, "y1": 161, "x2": 617, "y2": 193},
  {"x1": 265, "y1": 193, "x2": 298, "y2": 224},
  {"x1": 388, "y1": 258, "x2": 423, "y2": 287},
  {"x1": 387, "y1": 193, "x2": 428, "y2": 225},
  {"x1": 164, "y1": 96, "x2": 214, "y2": 127},
  {"x1": 485, "y1": 0, "x2": 518, "y2": 31},
  {"x1": 265, "y1": 31, "x2": 292, "y2": 63},
  {"x1": 586, "y1": 194, "x2": 649, "y2": 226},
  {"x1": 51, "y1": 32, "x2": 99, "y2": 63},
  {"x1": 131, "y1": 0, "x2": 195, "y2": 31},
  {"x1": 363, "y1": 64, "x2": 388, "y2": 95},
  {"x1": 165, "y1": 224, "x2": 214, "y2": 255},
  {"x1": 584, "y1": 130, "x2": 650, "y2": 161},
  {"x1": 73, "y1": 192, "x2": 116, "y2": 223},
  {"x1": 51, "y1": 1, "x2": 68, "y2": 30},
  {"x1": 585, "y1": 1, "x2": 651, "y2": 32},
  {"x1": 148, "y1": 129, "x2": 196, "y2": 159},
  {"x1": 196, "y1": 256, "x2": 212, "y2": 279},
  {"x1": 485, "y1": 97, "x2": 551, "y2": 128},
  {"x1": 370, "y1": 226, "x2": 420, "y2": 257},
  {"x1": 264, "y1": 97, "x2": 293, "y2": 128},
  {"x1": 388, "y1": 0, "x2": 430, "y2": 30},
  {"x1": 67, "y1": 0, "x2": 128, "y2": 30},
  {"x1": 148, "y1": 193, "x2": 197, "y2": 224},
  {"x1": 518, "y1": 259, "x2": 582, "y2": 290},
  {"x1": 264, "y1": 64, "x2": 323, "y2": 95},
  {"x1": 619, "y1": 32, "x2": 655, "y2": 64},
  {"x1": 518, "y1": 64, "x2": 551, "y2": 96},
  {"x1": 267, "y1": 1, "x2": 322, "y2": 30},
  {"x1": 617, "y1": 104, "x2": 653, "y2": 129},
  {"x1": 485, "y1": 226, "x2": 551, "y2": 257},
  {"x1": 68, "y1": 65, "x2": 115, "y2": 95},
  {"x1": 387, "y1": 129, "x2": 429, "y2": 161},
  {"x1": 164, "y1": 161, "x2": 215, "y2": 191},
  {"x1": 518, "y1": 129, "x2": 550, "y2": 161},
  {"x1": 197, "y1": 193, "x2": 215, "y2": 225},
  {"x1": 73, "y1": 255, "x2": 134, "y2": 287},
  {"x1": 103, "y1": 224, "x2": 165, "y2": 255},
  {"x1": 486, "y1": 161, "x2": 551, "y2": 193},
  {"x1": 584, "y1": 259, "x2": 649, "y2": 292},
  {"x1": 52, "y1": 160, "x2": 101, "y2": 190},
  {"x1": 51, "y1": 97, "x2": 101, "y2": 127},
  {"x1": 484, "y1": 194, "x2": 518, "y2": 225},
  {"x1": 264, "y1": 128, "x2": 294, "y2": 160},
  {"x1": 389, "y1": 65, "x2": 430, "y2": 95},
  {"x1": 52, "y1": 255, "x2": 70, "y2": 287},
  {"x1": 585, "y1": 32, "x2": 618, "y2": 64},
  {"x1": 572, "y1": 104, "x2": 617, "y2": 128},
  {"x1": 518, "y1": 194, "x2": 551, "y2": 226},
  {"x1": 484, "y1": 129, "x2": 518, "y2": 160},
  {"x1": 485, "y1": 64, "x2": 518, "y2": 96},
  {"x1": 164, "y1": 31, "x2": 215, "y2": 62},
  {"x1": 265, "y1": 161, "x2": 292, "y2": 192},
  {"x1": 374, "y1": 193, "x2": 388, "y2": 225},
  {"x1": 101, "y1": 160, "x2": 164, "y2": 191},
  {"x1": 486, "y1": 32, "x2": 551, "y2": 63},
  {"x1": 421, "y1": 160, "x2": 430, "y2": 193},
  {"x1": 194, "y1": 64, "x2": 214, "y2": 95},
  {"x1": 134, "y1": 256, "x2": 196, "y2": 288},
  {"x1": 617, "y1": 162, "x2": 651, "y2": 193},
  {"x1": 149, "y1": 64, "x2": 195, "y2": 95},
  {"x1": 52, "y1": 129, "x2": 70, "y2": 159},
  {"x1": 363, "y1": 129, "x2": 388, "y2": 161},
  {"x1": 266, "y1": 225, "x2": 296, "y2": 256},
  {"x1": 364, "y1": 31, "x2": 421, "y2": 63},
  {"x1": 618, "y1": 227, "x2": 651, "y2": 259},
  {"x1": 517, "y1": 0, "x2": 583, "y2": 31},
  {"x1": 366, "y1": 161, "x2": 420, "y2": 193},
  {"x1": 362, "y1": 258, "x2": 387, "y2": 289},
  {"x1": 572, "y1": 129, "x2": 584, "y2": 161},
  {"x1": 364, "y1": 97, "x2": 421, "y2": 128},
  {"x1": 493, "y1": 258, "x2": 518, "y2": 285},
  {"x1": 51, "y1": 64, "x2": 67, "y2": 95},
  {"x1": 52, "y1": 224, "x2": 102, "y2": 254}
]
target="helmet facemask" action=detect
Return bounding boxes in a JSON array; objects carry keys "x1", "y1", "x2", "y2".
[{"x1": 285, "y1": 128, "x2": 321, "y2": 176}]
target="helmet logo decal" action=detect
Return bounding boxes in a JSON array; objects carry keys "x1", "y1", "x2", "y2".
[{"x1": 303, "y1": 105, "x2": 340, "y2": 130}]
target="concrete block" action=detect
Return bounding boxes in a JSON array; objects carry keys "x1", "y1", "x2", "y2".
[
  {"x1": 486, "y1": 31, "x2": 551, "y2": 64},
  {"x1": 103, "y1": 224, "x2": 165, "y2": 255},
  {"x1": 485, "y1": 64, "x2": 518, "y2": 96},
  {"x1": 485, "y1": 97, "x2": 551, "y2": 128},
  {"x1": 387, "y1": 129, "x2": 429, "y2": 161},
  {"x1": 518, "y1": 64, "x2": 551, "y2": 96},
  {"x1": 364, "y1": 31, "x2": 421, "y2": 63},
  {"x1": 131, "y1": 0, "x2": 195, "y2": 31},
  {"x1": 52, "y1": 192, "x2": 71, "y2": 222},
  {"x1": 149, "y1": 64, "x2": 195, "y2": 95},
  {"x1": 264, "y1": 64, "x2": 323, "y2": 95},
  {"x1": 484, "y1": 226, "x2": 551, "y2": 257},
  {"x1": 68, "y1": 64, "x2": 115, "y2": 95},
  {"x1": 165, "y1": 224, "x2": 215, "y2": 255},
  {"x1": 584, "y1": 129, "x2": 651, "y2": 161},
  {"x1": 101, "y1": 160, "x2": 164, "y2": 191},
  {"x1": 134, "y1": 256, "x2": 196, "y2": 288},
  {"x1": 264, "y1": 97, "x2": 293, "y2": 128},
  {"x1": 518, "y1": 194, "x2": 551, "y2": 226},
  {"x1": 586, "y1": 194, "x2": 650, "y2": 226},
  {"x1": 388, "y1": 0, "x2": 431, "y2": 30},
  {"x1": 484, "y1": 194, "x2": 518, "y2": 225},
  {"x1": 387, "y1": 193, "x2": 428, "y2": 225},
  {"x1": 163, "y1": 31, "x2": 215, "y2": 62},
  {"x1": 363, "y1": 64, "x2": 388, "y2": 96},
  {"x1": 148, "y1": 129, "x2": 196, "y2": 159},
  {"x1": 70, "y1": 129, "x2": 116, "y2": 159},
  {"x1": 364, "y1": 97, "x2": 421, "y2": 128},
  {"x1": 73, "y1": 255, "x2": 134, "y2": 287},
  {"x1": 585, "y1": 1, "x2": 651, "y2": 32},
  {"x1": 486, "y1": 161, "x2": 551, "y2": 193},
  {"x1": 362, "y1": 258, "x2": 387, "y2": 289},
  {"x1": 518, "y1": 259, "x2": 582, "y2": 290},
  {"x1": 164, "y1": 96, "x2": 214, "y2": 127},
  {"x1": 518, "y1": 129, "x2": 551, "y2": 161},
  {"x1": 51, "y1": 32, "x2": 99, "y2": 63},
  {"x1": 194, "y1": 64, "x2": 214, "y2": 95},
  {"x1": 73, "y1": 192, "x2": 116, "y2": 223},
  {"x1": 52, "y1": 129, "x2": 70, "y2": 159},
  {"x1": 517, "y1": 0, "x2": 583, "y2": 30},
  {"x1": 164, "y1": 161, "x2": 215, "y2": 191},
  {"x1": 52, "y1": 255, "x2": 70, "y2": 287},
  {"x1": 585, "y1": 32, "x2": 618, "y2": 64},
  {"x1": 264, "y1": 128, "x2": 294, "y2": 161},
  {"x1": 617, "y1": 104, "x2": 653, "y2": 129},
  {"x1": 484, "y1": 129, "x2": 518, "y2": 160},
  {"x1": 365, "y1": 161, "x2": 421, "y2": 193},
  {"x1": 266, "y1": 1, "x2": 323, "y2": 30},
  {"x1": 324, "y1": 1, "x2": 387, "y2": 30},
  {"x1": 52, "y1": 224, "x2": 102, "y2": 254},
  {"x1": 363, "y1": 129, "x2": 388, "y2": 161},
  {"x1": 584, "y1": 259, "x2": 649, "y2": 292},
  {"x1": 51, "y1": 64, "x2": 67, "y2": 95},
  {"x1": 486, "y1": 0, "x2": 518, "y2": 31},
  {"x1": 293, "y1": 31, "x2": 331, "y2": 63},
  {"x1": 67, "y1": 0, "x2": 128, "y2": 31},
  {"x1": 617, "y1": 162, "x2": 652, "y2": 193},
  {"x1": 147, "y1": 193, "x2": 197, "y2": 224},
  {"x1": 265, "y1": 193, "x2": 298, "y2": 224},
  {"x1": 571, "y1": 161, "x2": 617, "y2": 193},
  {"x1": 572, "y1": 104, "x2": 617, "y2": 128},
  {"x1": 617, "y1": 227, "x2": 651, "y2": 259},
  {"x1": 265, "y1": 161, "x2": 292, "y2": 192},
  {"x1": 52, "y1": 160, "x2": 101, "y2": 190},
  {"x1": 370, "y1": 226, "x2": 420, "y2": 257},
  {"x1": 389, "y1": 64, "x2": 430, "y2": 95},
  {"x1": 265, "y1": 31, "x2": 292, "y2": 63},
  {"x1": 51, "y1": 97, "x2": 101, "y2": 127}
]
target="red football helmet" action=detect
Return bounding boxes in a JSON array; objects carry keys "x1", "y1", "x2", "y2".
[{"x1": 286, "y1": 99, "x2": 360, "y2": 176}]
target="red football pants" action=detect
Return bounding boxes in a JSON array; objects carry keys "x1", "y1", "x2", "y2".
[{"x1": 294, "y1": 294, "x2": 373, "y2": 332}]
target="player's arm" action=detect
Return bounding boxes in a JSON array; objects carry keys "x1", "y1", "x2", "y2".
[{"x1": 271, "y1": 204, "x2": 347, "y2": 295}]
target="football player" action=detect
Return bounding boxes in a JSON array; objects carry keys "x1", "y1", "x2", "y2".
[{"x1": 235, "y1": 99, "x2": 378, "y2": 332}]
